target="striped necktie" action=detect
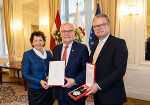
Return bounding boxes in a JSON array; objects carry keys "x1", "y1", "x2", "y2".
[{"x1": 62, "y1": 45, "x2": 68, "y2": 61}]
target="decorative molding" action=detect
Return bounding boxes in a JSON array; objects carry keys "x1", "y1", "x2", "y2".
[
  {"x1": 127, "y1": 63, "x2": 150, "y2": 70},
  {"x1": 126, "y1": 89, "x2": 150, "y2": 101}
]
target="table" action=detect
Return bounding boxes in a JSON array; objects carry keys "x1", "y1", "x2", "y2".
[{"x1": 0, "y1": 61, "x2": 27, "y2": 90}]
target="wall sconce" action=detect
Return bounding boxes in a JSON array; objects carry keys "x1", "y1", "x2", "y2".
[
  {"x1": 119, "y1": 3, "x2": 142, "y2": 20},
  {"x1": 10, "y1": 21, "x2": 22, "y2": 31},
  {"x1": 13, "y1": 22, "x2": 22, "y2": 30},
  {"x1": 39, "y1": 18, "x2": 49, "y2": 30},
  {"x1": 126, "y1": 5, "x2": 139, "y2": 19}
]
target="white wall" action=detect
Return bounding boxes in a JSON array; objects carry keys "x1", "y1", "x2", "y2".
[{"x1": 125, "y1": 66, "x2": 150, "y2": 101}]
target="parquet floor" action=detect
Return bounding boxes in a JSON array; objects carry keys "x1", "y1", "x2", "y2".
[{"x1": 1, "y1": 72, "x2": 150, "y2": 105}]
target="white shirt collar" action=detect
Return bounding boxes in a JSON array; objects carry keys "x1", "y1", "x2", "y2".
[
  {"x1": 99, "y1": 34, "x2": 110, "y2": 44},
  {"x1": 63, "y1": 42, "x2": 73, "y2": 48},
  {"x1": 33, "y1": 48, "x2": 47, "y2": 59}
]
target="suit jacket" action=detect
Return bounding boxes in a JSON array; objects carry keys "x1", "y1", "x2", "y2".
[
  {"x1": 21, "y1": 49, "x2": 52, "y2": 89},
  {"x1": 53, "y1": 41, "x2": 89, "y2": 100},
  {"x1": 89, "y1": 35, "x2": 128, "y2": 104}
]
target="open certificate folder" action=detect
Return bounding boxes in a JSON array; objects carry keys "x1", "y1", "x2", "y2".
[
  {"x1": 68, "y1": 63, "x2": 95, "y2": 101},
  {"x1": 48, "y1": 61, "x2": 65, "y2": 86}
]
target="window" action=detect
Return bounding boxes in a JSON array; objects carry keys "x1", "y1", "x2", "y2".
[
  {"x1": 0, "y1": 9, "x2": 8, "y2": 57},
  {"x1": 60, "y1": 0, "x2": 94, "y2": 38}
]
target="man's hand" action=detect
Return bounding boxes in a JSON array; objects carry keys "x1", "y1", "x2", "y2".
[
  {"x1": 40, "y1": 80, "x2": 49, "y2": 90},
  {"x1": 86, "y1": 83, "x2": 99, "y2": 96},
  {"x1": 62, "y1": 77, "x2": 75, "y2": 88}
]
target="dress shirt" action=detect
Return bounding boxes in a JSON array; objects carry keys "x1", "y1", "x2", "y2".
[
  {"x1": 61, "y1": 42, "x2": 73, "y2": 65},
  {"x1": 33, "y1": 48, "x2": 47, "y2": 59},
  {"x1": 95, "y1": 34, "x2": 110, "y2": 90},
  {"x1": 98, "y1": 34, "x2": 109, "y2": 51}
]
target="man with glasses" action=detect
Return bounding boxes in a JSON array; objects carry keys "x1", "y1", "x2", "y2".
[
  {"x1": 53, "y1": 22, "x2": 89, "y2": 105},
  {"x1": 86, "y1": 13, "x2": 128, "y2": 105}
]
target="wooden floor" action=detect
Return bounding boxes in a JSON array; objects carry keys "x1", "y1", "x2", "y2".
[
  {"x1": 1, "y1": 72, "x2": 150, "y2": 105},
  {"x1": 85, "y1": 95, "x2": 150, "y2": 105}
]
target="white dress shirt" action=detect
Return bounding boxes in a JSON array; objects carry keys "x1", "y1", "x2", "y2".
[{"x1": 98, "y1": 34, "x2": 109, "y2": 52}]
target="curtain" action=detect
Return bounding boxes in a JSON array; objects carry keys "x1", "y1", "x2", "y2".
[
  {"x1": 12, "y1": 0, "x2": 24, "y2": 61},
  {"x1": 3, "y1": 0, "x2": 24, "y2": 77},
  {"x1": 4, "y1": 0, "x2": 24, "y2": 62},
  {"x1": 39, "y1": 0, "x2": 51, "y2": 50},
  {"x1": 49, "y1": 0, "x2": 61, "y2": 35},
  {"x1": 0, "y1": 9, "x2": 7, "y2": 56},
  {"x1": 94, "y1": 0, "x2": 118, "y2": 36},
  {"x1": 3, "y1": 0, "x2": 14, "y2": 63},
  {"x1": 3, "y1": 0, "x2": 15, "y2": 77},
  {"x1": 38, "y1": 0, "x2": 61, "y2": 50},
  {"x1": 115, "y1": 0, "x2": 121, "y2": 37}
]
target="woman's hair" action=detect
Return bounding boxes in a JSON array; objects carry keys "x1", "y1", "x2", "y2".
[{"x1": 30, "y1": 31, "x2": 46, "y2": 47}]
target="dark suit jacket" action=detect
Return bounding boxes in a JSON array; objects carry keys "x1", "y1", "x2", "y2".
[
  {"x1": 53, "y1": 41, "x2": 89, "y2": 100},
  {"x1": 89, "y1": 35, "x2": 128, "y2": 104}
]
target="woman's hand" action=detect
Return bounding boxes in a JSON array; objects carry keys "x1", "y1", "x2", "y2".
[{"x1": 40, "y1": 80, "x2": 49, "y2": 90}]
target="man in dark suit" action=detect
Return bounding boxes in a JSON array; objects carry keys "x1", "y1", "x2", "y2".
[
  {"x1": 86, "y1": 13, "x2": 128, "y2": 105},
  {"x1": 53, "y1": 22, "x2": 89, "y2": 105}
]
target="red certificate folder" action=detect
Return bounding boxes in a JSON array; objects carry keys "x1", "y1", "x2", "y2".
[{"x1": 68, "y1": 63, "x2": 95, "y2": 101}]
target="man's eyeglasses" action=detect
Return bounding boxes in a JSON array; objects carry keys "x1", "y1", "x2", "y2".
[
  {"x1": 93, "y1": 23, "x2": 108, "y2": 29},
  {"x1": 61, "y1": 30, "x2": 74, "y2": 34}
]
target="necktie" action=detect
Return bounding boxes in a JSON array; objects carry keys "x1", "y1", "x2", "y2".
[
  {"x1": 92, "y1": 41, "x2": 102, "y2": 64},
  {"x1": 62, "y1": 45, "x2": 68, "y2": 61}
]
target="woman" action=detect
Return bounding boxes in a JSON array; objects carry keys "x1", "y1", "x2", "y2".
[{"x1": 21, "y1": 31, "x2": 53, "y2": 105}]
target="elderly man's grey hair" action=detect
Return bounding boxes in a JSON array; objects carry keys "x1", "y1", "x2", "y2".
[{"x1": 60, "y1": 22, "x2": 74, "y2": 32}]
